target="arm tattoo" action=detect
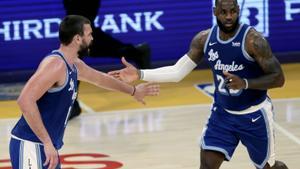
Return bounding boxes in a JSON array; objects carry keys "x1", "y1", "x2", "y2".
[
  {"x1": 246, "y1": 30, "x2": 285, "y2": 89},
  {"x1": 252, "y1": 33, "x2": 274, "y2": 73}
]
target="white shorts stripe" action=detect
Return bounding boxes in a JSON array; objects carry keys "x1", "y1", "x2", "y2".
[
  {"x1": 264, "y1": 101, "x2": 275, "y2": 167},
  {"x1": 35, "y1": 144, "x2": 42, "y2": 169},
  {"x1": 253, "y1": 100, "x2": 275, "y2": 168},
  {"x1": 22, "y1": 140, "x2": 40, "y2": 169},
  {"x1": 19, "y1": 141, "x2": 24, "y2": 169}
]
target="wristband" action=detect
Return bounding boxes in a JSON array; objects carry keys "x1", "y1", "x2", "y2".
[{"x1": 131, "y1": 86, "x2": 136, "y2": 96}]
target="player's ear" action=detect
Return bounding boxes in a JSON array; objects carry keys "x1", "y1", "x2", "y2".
[{"x1": 73, "y1": 34, "x2": 81, "y2": 44}]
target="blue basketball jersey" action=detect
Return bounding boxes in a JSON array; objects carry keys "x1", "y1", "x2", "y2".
[
  {"x1": 203, "y1": 24, "x2": 267, "y2": 111},
  {"x1": 11, "y1": 50, "x2": 78, "y2": 149}
]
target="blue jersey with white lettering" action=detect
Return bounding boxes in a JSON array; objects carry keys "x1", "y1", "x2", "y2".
[
  {"x1": 203, "y1": 24, "x2": 267, "y2": 111},
  {"x1": 11, "y1": 50, "x2": 77, "y2": 149}
]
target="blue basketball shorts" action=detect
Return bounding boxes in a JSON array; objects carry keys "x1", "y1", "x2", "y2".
[
  {"x1": 200, "y1": 99, "x2": 275, "y2": 169},
  {"x1": 9, "y1": 136, "x2": 61, "y2": 169}
]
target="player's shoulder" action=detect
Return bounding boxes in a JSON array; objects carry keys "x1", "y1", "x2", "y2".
[
  {"x1": 245, "y1": 28, "x2": 269, "y2": 54},
  {"x1": 196, "y1": 28, "x2": 211, "y2": 39},
  {"x1": 193, "y1": 28, "x2": 211, "y2": 45},
  {"x1": 39, "y1": 55, "x2": 66, "y2": 73},
  {"x1": 74, "y1": 57, "x2": 84, "y2": 65},
  {"x1": 245, "y1": 28, "x2": 266, "y2": 44},
  {"x1": 74, "y1": 57, "x2": 86, "y2": 70}
]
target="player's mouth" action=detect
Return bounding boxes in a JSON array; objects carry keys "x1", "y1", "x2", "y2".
[{"x1": 225, "y1": 23, "x2": 233, "y2": 27}]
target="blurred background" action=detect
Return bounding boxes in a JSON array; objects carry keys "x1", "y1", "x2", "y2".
[{"x1": 0, "y1": 0, "x2": 299, "y2": 83}]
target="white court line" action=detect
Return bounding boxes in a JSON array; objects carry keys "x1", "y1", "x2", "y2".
[
  {"x1": 272, "y1": 97, "x2": 300, "y2": 102},
  {"x1": 78, "y1": 97, "x2": 300, "y2": 115},
  {"x1": 273, "y1": 122, "x2": 300, "y2": 145},
  {"x1": 78, "y1": 100, "x2": 95, "y2": 114}
]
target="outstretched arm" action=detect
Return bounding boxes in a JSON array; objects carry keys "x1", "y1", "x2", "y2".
[
  {"x1": 75, "y1": 59, "x2": 159, "y2": 104},
  {"x1": 108, "y1": 29, "x2": 210, "y2": 83},
  {"x1": 245, "y1": 29, "x2": 285, "y2": 89}
]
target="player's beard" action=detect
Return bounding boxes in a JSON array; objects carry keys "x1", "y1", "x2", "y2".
[
  {"x1": 217, "y1": 17, "x2": 239, "y2": 34},
  {"x1": 78, "y1": 41, "x2": 91, "y2": 58}
]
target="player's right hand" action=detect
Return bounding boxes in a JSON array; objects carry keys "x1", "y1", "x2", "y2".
[
  {"x1": 43, "y1": 142, "x2": 58, "y2": 169},
  {"x1": 108, "y1": 57, "x2": 140, "y2": 83}
]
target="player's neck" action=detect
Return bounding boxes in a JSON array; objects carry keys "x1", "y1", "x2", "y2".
[
  {"x1": 58, "y1": 44, "x2": 78, "y2": 65},
  {"x1": 219, "y1": 23, "x2": 240, "y2": 41}
]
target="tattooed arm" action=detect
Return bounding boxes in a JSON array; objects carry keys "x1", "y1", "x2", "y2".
[
  {"x1": 187, "y1": 29, "x2": 210, "y2": 64},
  {"x1": 245, "y1": 28, "x2": 285, "y2": 90}
]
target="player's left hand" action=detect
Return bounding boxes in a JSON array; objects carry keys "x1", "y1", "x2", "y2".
[
  {"x1": 223, "y1": 71, "x2": 247, "y2": 90},
  {"x1": 133, "y1": 82, "x2": 160, "y2": 104}
]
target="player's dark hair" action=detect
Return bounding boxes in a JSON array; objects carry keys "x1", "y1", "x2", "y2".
[
  {"x1": 59, "y1": 15, "x2": 91, "y2": 45},
  {"x1": 215, "y1": 0, "x2": 238, "y2": 7}
]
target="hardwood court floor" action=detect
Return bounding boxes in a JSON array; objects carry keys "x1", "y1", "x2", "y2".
[{"x1": 0, "y1": 63, "x2": 299, "y2": 168}]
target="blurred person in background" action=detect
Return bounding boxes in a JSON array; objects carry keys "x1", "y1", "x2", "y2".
[{"x1": 63, "y1": 0, "x2": 151, "y2": 119}]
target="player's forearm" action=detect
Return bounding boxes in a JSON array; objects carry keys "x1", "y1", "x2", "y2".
[
  {"x1": 79, "y1": 64, "x2": 135, "y2": 95},
  {"x1": 139, "y1": 54, "x2": 197, "y2": 82},
  {"x1": 247, "y1": 72, "x2": 285, "y2": 90},
  {"x1": 17, "y1": 97, "x2": 52, "y2": 144},
  {"x1": 92, "y1": 71, "x2": 134, "y2": 95}
]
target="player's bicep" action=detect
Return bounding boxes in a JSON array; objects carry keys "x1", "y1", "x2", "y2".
[{"x1": 248, "y1": 31, "x2": 281, "y2": 74}]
